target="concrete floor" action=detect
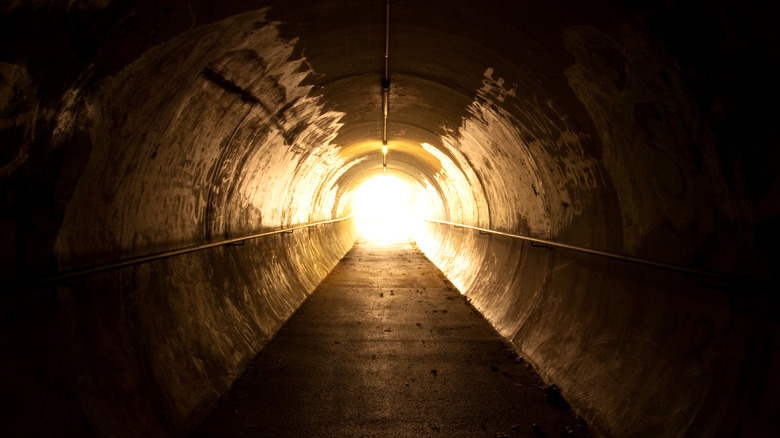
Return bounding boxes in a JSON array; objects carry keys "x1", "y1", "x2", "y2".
[{"x1": 192, "y1": 236, "x2": 589, "y2": 437}]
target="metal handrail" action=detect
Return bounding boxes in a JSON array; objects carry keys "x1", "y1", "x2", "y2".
[
  {"x1": 10, "y1": 214, "x2": 353, "y2": 291},
  {"x1": 424, "y1": 218, "x2": 761, "y2": 287}
]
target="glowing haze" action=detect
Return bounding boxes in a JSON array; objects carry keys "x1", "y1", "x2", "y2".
[{"x1": 352, "y1": 175, "x2": 430, "y2": 243}]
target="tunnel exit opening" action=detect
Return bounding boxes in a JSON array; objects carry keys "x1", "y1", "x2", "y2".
[{"x1": 352, "y1": 175, "x2": 430, "y2": 244}]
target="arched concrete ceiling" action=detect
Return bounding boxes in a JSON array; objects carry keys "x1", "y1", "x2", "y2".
[{"x1": 2, "y1": 0, "x2": 778, "y2": 279}]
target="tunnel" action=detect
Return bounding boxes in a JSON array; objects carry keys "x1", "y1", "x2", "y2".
[{"x1": 1, "y1": 0, "x2": 779, "y2": 436}]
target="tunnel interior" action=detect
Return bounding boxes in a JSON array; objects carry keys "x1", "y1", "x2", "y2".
[{"x1": 1, "y1": 1, "x2": 779, "y2": 436}]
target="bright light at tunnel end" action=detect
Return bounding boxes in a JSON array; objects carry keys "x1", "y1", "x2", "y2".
[{"x1": 352, "y1": 175, "x2": 430, "y2": 244}]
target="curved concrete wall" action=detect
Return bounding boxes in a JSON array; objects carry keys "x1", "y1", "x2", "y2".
[
  {"x1": 1, "y1": 1, "x2": 778, "y2": 437},
  {"x1": 5, "y1": 220, "x2": 356, "y2": 435},
  {"x1": 2, "y1": 9, "x2": 359, "y2": 436},
  {"x1": 420, "y1": 222, "x2": 776, "y2": 437}
]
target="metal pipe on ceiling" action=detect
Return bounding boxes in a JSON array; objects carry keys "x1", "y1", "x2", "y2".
[{"x1": 382, "y1": 0, "x2": 390, "y2": 175}]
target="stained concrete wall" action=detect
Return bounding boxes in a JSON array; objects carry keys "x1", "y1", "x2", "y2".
[
  {"x1": 411, "y1": 10, "x2": 780, "y2": 436},
  {"x1": 420, "y1": 222, "x2": 776, "y2": 437},
  {"x1": 5, "y1": 221, "x2": 356, "y2": 436},
  {"x1": 2, "y1": 1, "x2": 779, "y2": 437},
  {"x1": 2, "y1": 8, "x2": 359, "y2": 436}
]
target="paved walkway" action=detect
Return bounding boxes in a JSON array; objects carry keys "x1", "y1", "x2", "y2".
[{"x1": 193, "y1": 236, "x2": 589, "y2": 437}]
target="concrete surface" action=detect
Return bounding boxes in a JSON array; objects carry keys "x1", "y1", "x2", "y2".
[
  {"x1": 419, "y1": 222, "x2": 776, "y2": 437},
  {"x1": 2, "y1": 219, "x2": 357, "y2": 436},
  {"x1": 193, "y1": 235, "x2": 589, "y2": 437},
  {"x1": 1, "y1": 1, "x2": 779, "y2": 437}
]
